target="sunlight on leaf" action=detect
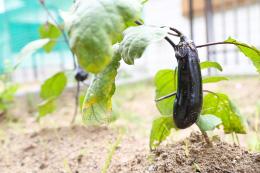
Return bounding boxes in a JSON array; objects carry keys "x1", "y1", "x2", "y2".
[
  {"x1": 154, "y1": 69, "x2": 177, "y2": 115},
  {"x1": 65, "y1": 0, "x2": 142, "y2": 73},
  {"x1": 202, "y1": 76, "x2": 228, "y2": 84},
  {"x1": 202, "y1": 92, "x2": 247, "y2": 133},
  {"x1": 40, "y1": 72, "x2": 67, "y2": 100},
  {"x1": 39, "y1": 22, "x2": 61, "y2": 53},
  {"x1": 37, "y1": 72, "x2": 67, "y2": 120},
  {"x1": 196, "y1": 114, "x2": 222, "y2": 132},
  {"x1": 225, "y1": 37, "x2": 260, "y2": 73},
  {"x1": 150, "y1": 115, "x2": 176, "y2": 150},
  {"x1": 120, "y1": 25, "x2": 168, "y2": 65},
  {"x1": 37, "y1": 97, "x2": 56, "y2": 120},
  {"x1": 82, "y1": 45, "x2": 121, "y2": 124},
  {"x1": 14, "y1": 39, "x2": 50, "y2": 69},
  {"x1": 200, "y1": 61, "x2": 223, "y2": 71}
]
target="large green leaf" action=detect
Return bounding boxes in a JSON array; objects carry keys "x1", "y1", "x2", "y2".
[
  {"x1": 225, "y1": 37, "x2": 260, "y2": 73},
  {"x1": 120, "y1": 25, "x2": 168, "y2": 64},
  {"x1": 40, "y1": 72, "x2": 67, "y2": 100},
  {"x1": 196, "y1": 114, "x2": 222, "y2": 132},
  {"x1": 64, "y1": 0, "x2": 142, "y2": 73},
  {"x1": 200, "y1": 61, "x2": 223, "y2": 71},
  {"x1": 150, "y1": 115, "x2": 176, "y2": 150},
  {"x1": 202, "y1": 92, "x2": 247, "y2": 133},
  {"x1": 154, "y1": 69, "x2": 177, "y2": 115},
  {"x1": 39, "y1": 22, "x2": 61, "y2": 53},
  {"x1": 202, "y1": 76, "x2": 228, "y2": 84},
  {"x1": 14, "y1": 39, "x2": 50, "y2": 69},
  {"x1": 82, "y1": 45, "x2": 121, "y2": 124}
]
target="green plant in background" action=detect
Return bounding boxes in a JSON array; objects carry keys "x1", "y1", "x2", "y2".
[
  {"x1": 0, "y1": 74, "x2": 18, "y2": 117},
  {"x1": 248, "y1": 102, "x2": 260, "y2": 151}
]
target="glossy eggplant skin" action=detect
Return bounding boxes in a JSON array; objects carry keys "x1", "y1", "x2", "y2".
[{"x1": 173, "y1": 36, "x2": 203, "y2": 129}]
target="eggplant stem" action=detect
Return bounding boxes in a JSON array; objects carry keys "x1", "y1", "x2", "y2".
[
  {"x1": 155, "y1": 92, "x2": 177, "y2": 102},
  {"x1": 201, "y1": 131, "x2": 213, "y2": 147},
  {"x1": 196, "y1": 41, "x2": 258, "y2": 53}
]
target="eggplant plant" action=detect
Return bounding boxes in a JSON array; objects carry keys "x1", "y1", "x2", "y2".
[
  {"x1": 58, "y1": 0, "x2": 260, "y2": 149},
  {"x1": 14, "y1": 0, "x2": 260, "y2": 148}
]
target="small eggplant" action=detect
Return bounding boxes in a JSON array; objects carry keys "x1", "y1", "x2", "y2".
[{"x1": 75, "y1": 67, "x2": 89, "y2": 82}]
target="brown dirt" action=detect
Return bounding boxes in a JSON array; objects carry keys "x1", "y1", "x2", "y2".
[
  {"x1": 110, "y1": 132, "x2": 260, "y2": 173},
  {"x1": 0, "y1": 78, "x2": 260, "y2": 172},
  {"x1": 0, "y1": 125, "x2": 146, "y2": 173}
]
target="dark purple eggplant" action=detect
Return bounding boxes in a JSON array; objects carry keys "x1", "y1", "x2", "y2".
[
  {"x1": 173, "y1": 36, "x2": 203, "y2": 129},
  {"x1": 75, "y1": 67, "x2": 89, "y2": 82}
]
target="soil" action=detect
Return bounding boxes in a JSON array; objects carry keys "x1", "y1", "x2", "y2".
[
  {"x1": 110, "y1": 132, "x2": 260, "y2": 173},
  {"x1": 0, "y1": 78, "x2": 260, "y2": 172},
  {"x1": 0, "y1": 125, "x2": 146, "y2": 173}
]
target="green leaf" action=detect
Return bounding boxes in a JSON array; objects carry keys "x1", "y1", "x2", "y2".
[
  {"x1": 39, "y1": 22, "x2": 61, "y2": 53},
  {"x1": 1, "y1": 85, "x2": 18, "y2": 102},
  {"x1": 200, "y1": 61, "x2": 223, "y2": 71},
  {"x1": 120, "y1": 25, "x2": 168, "y2": 64},
  {"x1": 202, "y1": 76, "x2": 228, "y2": 84},
  {"x1": 37, "y1": 98, "x2": 56, "y2": 119},
  {"x1": 65, "y1": 0, "x2": 142, "y2": 73},
  {"x1": 225, "y1": 37, "x2": 260, "y2": 73},
  {"x1": 40, "y1": 72, "x2": 67, "y2": 100},
  {"x1": 196, "y1": 114, "x2": 222, "y2": 132},
  {"x1": 14, "y1": 39, "x2": 50, "y2": 69},
  {"x1": 82, "y1": 45, "x2": 121, "y2": 124},
  {"x1": 202, "y1": 92, "x2": 247, "y2": 133},
  {"x1": 154, "y1": 69, "x2": 177, "y2": 115},
  {"x1": 150, "y1": 115, "x2": 176, "y2": 150}
]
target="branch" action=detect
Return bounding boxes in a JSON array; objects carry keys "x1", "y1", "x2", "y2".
[
  {"x1": 196, "y1": 41, "x2": 256, "y2": 52},
  {"x1": 71, "y1": 81, "x2": 80, "y2": 124},
  {"x1": 155, "y1": 92, "x2": 176, "y2": 102},
  {"x1": 39, "y1": 1, "x2": 77, "y2": 69}
]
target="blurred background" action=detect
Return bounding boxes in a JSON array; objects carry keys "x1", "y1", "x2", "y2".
[
  {"x1": 0, "y1": 1, "x2": 260, "y2": 171},
  {"x1": 1, "y1": 0, "x2": 260, "y2": 85}
]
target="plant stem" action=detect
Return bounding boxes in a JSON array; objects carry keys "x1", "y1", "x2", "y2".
[
  {"x1": 201, "y1": 131, "x2": 212, "y2": 147},
  {"x1": 101, "y1": 129, "x2": 124, "y2": 173},
  {"x1": 39, "y1": 1, "x2": 77, "y2": 69},
  {"x1": 196, "y1": 41, "x2": 256, "y2": 51},
  {"x1": 71, "y1": 81, "x2": 80, "y2": 124}
]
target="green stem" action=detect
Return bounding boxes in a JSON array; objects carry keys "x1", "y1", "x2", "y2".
[{"x1": 101, "y1": 129, "x2": 124, "y2": 173}]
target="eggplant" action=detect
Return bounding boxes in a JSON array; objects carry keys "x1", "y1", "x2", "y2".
[
  {"x1": 173, "y1": 36, "x2": 203, "y2": 129},
  {"x1": 75, "y1": 67, "x2": 89, "y2": 82}
]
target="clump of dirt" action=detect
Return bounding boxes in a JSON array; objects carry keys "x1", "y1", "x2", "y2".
[{"x1": 110, "y1": 132, "x2": 260, "y2": 173}]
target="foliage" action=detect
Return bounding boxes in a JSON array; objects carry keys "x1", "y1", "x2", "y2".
[
  {"x1": 14, "y1": 39, "x2": 50, "y2": 69},
  {"x1": 39, "y1": 22, "x2": 61, "y2": 53},
  {"x1": 202, "y1": 76, "x2": 228, "y2": 84},
  {"x1": 150, "y1": 116, "x2": 175, "y2": 150},
  {"x1": 119, "y1": 25, "x2": 168, "y2": 65},
  {"x1": 63, "y1": 0, "x2": 142, "y2": 73},
  {"x1": 149, "y1": 61, "x2": 248, "y2": 148},
  {"x1": 0, "y1": 75, "x2": 18, "y2": 116},
  {"x1": 154, "y1": 69, "x2": 177, "y2": 115},
  {"x1": 13, "y1": 0, "x2": 260, "y2": 148},
  {"x1": 225, "y1": 37, "x2": 260, "y2": 73},
  {"x1": 82, "y1": 45, "x2": 121, "y2": 124},
  {"x1": 37, "y1": 72, "x2": 67, "y2": 120},
  {"x1": 196, "y1": 114, "x2": 222, "y2": 132},
  {"x1": 202, "y1": 92, "x2": 247, "y2": 133},
  {"x1": 200, "y1": 61, "x2": 223, "y2": 71}
]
